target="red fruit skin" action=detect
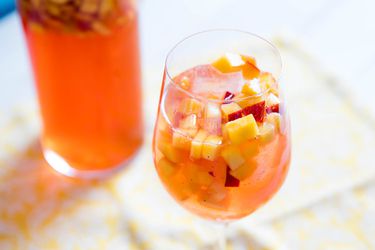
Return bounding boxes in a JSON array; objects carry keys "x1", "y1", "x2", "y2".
[
  {"x1": 225, "y1": 167, "x2": 240, "y2": 187},
  {"x1": 228, "y1": 110, "x2": 243, "y2": 122},
  {"x1": 266, "y1": 104, "x2": 279, "y2": 114},
  {"x1": 173, "y1": 112, "x2": 184, "y2": 127},
  {"x1": 242, "y1": 101, "x2": 266, "y2": 122},
  {"x1": 223, "y1": 91, "x2": 235, "y2": 103}
]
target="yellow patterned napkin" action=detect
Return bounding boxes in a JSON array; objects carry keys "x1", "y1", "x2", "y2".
[{"x1": 0, "y1": 38, "x2": 374, "y2": 250}]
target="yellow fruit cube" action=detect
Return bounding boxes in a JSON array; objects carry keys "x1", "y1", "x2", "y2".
[
  {"x1": 179, "y1": 114, "x2": 198, "y2": 130},
  {"x1": 259, "y1": 72, "x2": 276, "y2": 89},
  {"x1": 190, "y1": 130, "x2": 208, "y2": 159},
  {"x1": 235, "y1": 93, "x2": 264, "y2": 108},
  {"x1": 241, "y1": 78, "x2": 261, "y2": 96},
  {"x1": 196, "y1": 171, "x2": 214, "y2": 186},
  {"x1": 220, "y1": 145, "x2": 245, "y2": 170},
  {"x1": 179, "y1": 98, "x2": 203, "y2": 115},
  {"x1": 224, "y1": 114, "x2": 259, "y2": 145},
  {"x1": 202, "y1": 135, "x2": 223, "y2": 161},
  {"x1": 212, "y1": 53, "x2": 245, "y2": 73},
  {"x1": 221, "y1": 102, "x2": 242, "y2": 120},
  {"x1": 172, "y1": 129, "x2": 195, "y2": 150},
  {"x1": 240, "y1": 140, "x2": 260, "y2": 159},
  {"x1": 229, "y1": 160, "x2": 255, "y2": 181},
  {"x1": 158, "y1": 157, "x2": 177, "y2": 177},
  {"x1": 266, "y1": 113, "x2": 281, "y2": 131},
  {"x1": 158, "y1": 143, "x2": 184, "y2": 163},
  {"x1": 259, "y1": 122, "x2": 275, "y2": 144}
]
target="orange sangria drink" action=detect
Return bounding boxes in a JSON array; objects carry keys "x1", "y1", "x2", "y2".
[
  {"x1": 153, "y1": 31, "x2": 291, "y2": 222},
  {"x1": 17, "y1": 0, "x2": 143, "y2": 177}
]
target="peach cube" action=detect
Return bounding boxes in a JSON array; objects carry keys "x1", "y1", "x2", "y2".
[
  {"x1": 235, "y1": 93, "x2": 264, "y2": 108},
  {"x1": 240, "y1": 140, "x2": 260, "y2": 159},
  {"x1": 266, "y1": 112, "x2": 281, "y2": 131},
  {"x1": 158, "y1": 143, "x2": 184, "y2": 163},
  {"x1": 158, "y1": 157, "x2": 177, "y2": 177},
  {"x1": 196, "y1": 171, "x2": 214, "y2": 186},
  {"x1": 212, "y1": 53, "x2": 245, "y2": 73},
  {"x1": 190, "y1": 130, "x2": 208, "y2": 159},
  {"x1": 179, "y1": 98, "x2": 203, "y2": 115},
  {"x1": 241, "y1": 78, "x2": 261, "y2": 96},
  {"x1": 220, "y1": 145, "x2": 245, "y2": 170},
  {"x1": 202, "y1": 135, "x2": 223, "y2": 161},
  {"x1": 224, "y1": 114, "x2": 259, "y2": 145},
  {"x1": 172, "y1": 129, "x2": 195, "y2": 150},
  {"x1": 229, "y1": 160, "x2": 255, "y2": 181}
]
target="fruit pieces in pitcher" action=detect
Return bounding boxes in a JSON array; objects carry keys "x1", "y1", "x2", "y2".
[{"x1": 157, "y1": 52, "x2": 282, "y2": 204}]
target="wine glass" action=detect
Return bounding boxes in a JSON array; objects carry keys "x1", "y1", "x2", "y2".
[{"x1": 152, "y1": 29, "x2": 291, "y2": 249}]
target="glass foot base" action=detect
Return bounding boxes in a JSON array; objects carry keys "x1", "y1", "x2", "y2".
[{"x1": 43, "y1": 148, "x2": 137, "y2": 180}]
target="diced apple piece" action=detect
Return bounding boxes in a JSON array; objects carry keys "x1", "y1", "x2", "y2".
[
  {"x1": 259, "y1": 72, "x2": 276, "y2": 89},
  {"x1": 224, "y1": 114, "x2": 259, "y2": 145},
  {"x1": 242, "y1": 101, "x2": 266, "y2": 123},
  {"x1": 212, "y1": 53, "x2": 245, "y2": 73},
  {"x1": 221, "y1": 102, "x2": 242, "y2": 121},
  {"x1": 235, "y1": 93, "x2": 264, "y2": 108},
  {"x1": 158, "y1": 157, "x2": 177, "y2": 177},
  {"x1": 179, "y1": 114, "x2": 198, "y2": 130},
  {"x1": 241, "y1": 78, "x2": 262, "y2": 96},
  {"x1": 266, "y1": 93, "x2": 280, "y2": 107},
  {"x1": 202, "y1": 135, "x2": 222, "y2": 161},
  {"x1": 229, "y1": 160, "x2": 255, "y2": 181},
  {"x1": 228, "y1": 110, "x2": 242, "y2": 122},
  {"x1": 266, "y1": 113, "x2": 281, "y2": 131},
  {"x1": 172, "y1": 112, "x2": 184, "y2": 127},
  {"x1": 190, "y1": 130, "x2": 208, "y2": 159},
  {"x1": 259, "y1": 122, "x2": 275, "y2": 144},
  {"x1": 240, "y1": 140, "x2": 260, "y2": 158},
  {"x1": 225, "y1": 167, "x2": 240, "y2": 187},
  {"x1": 179, "y1": 98, "x2": 203, "y2": 115},
  {"x1": 223, "y1": 91, "x2": 235, "y2": 103},
  {"x1": 221, "y1": 145, "x2": 245, "y2": 170}
]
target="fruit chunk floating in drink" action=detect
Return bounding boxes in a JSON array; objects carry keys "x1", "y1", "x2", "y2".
[
  {"x1": 17, "y1": 0, "x2": 143, "y2": 173},
  {"x1": 153, "y1": 53, "x2": 291, "y2": 220}
]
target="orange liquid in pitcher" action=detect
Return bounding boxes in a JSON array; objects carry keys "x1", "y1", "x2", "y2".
[{"x1": 22, "y1": 11, "x2": 143, "y2": 170}]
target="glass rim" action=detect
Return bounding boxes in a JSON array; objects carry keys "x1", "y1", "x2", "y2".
[{"x1": 164, "y1": 29, "x2": 283, "y2": 104}]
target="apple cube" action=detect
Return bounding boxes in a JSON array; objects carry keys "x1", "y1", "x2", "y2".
[
  {"x1": 202, "y1": 135, "x2": 223, "y2": 161},
  {"x1": 229, "y1": 160, "x2": 255, "y2": 181},
  {"x1": 240, "y1": 140, "x2": 260, "y2": 159},
  {"x1": 225, "y1": 167, "x2": 240, "y2": 187},
  {"x1": 223, "y1": 91, "x2": 235, "y2": 103},
  {"x1": 228, "y1": 110, "x2": 242, "y2": 122},
  {"x1": 221, "y1": 102, "x2": 242, "y2": 121},
  {"x1": 212, "y1": 53, "x2": 245, "y2": 73},
  {"x1": 158, "y1": 143, "x2": 184, "y2": 163},
  {"x1": 220, "y1": 145, "x2": 245, "y2": 170},
  {"x1": 224, "y1": 114, "x2": 259, "y2": 145},
  {"x1": 190, "y1": 130, "x2": 208, "y2": 159},
  {"x1": 158, "y1": 157, "x2": 177, "y2": 177},
  {"x1": 259, "y1": 122, "x2": 275, "y2": 144},
  {"x1": 242, "y1": 101, "x2": 265, "y2": 123},
  {"x1": 242, "y1": 78, "x2": 261, "y2": 96},
  {"x1": 266, "y1": 93, "x2": 280, "y2": 107},
  {"x1": 235, "y1": 93, "x2": 264, "y2": 108},
  {"x1": 179, "y1": 98, "x2": 203, "y2": 115},
  {"x1": 266, "y1": 112, "x2": 281, "y2": 131}
]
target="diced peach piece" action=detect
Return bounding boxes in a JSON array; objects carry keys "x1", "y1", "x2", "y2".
[
  {"x1": 190, "y1": 130, "x2": 208, "y2": 159},
  {"x1": 240, "y1": 140, "x2": 260, "y2": 159},
  {"x1": 259, "y1": 122, "x2": 275, "y2": 144},
  {"x1": 158, "y1": 143, "x2": 184, "y2": 163},
  {"x1": 259, "y1": 72, "x2": 276, "y2": 89},
  {"x1": 266, "y1": 112, "x2": 281, "y2": 131},
  {"x1": 172, "y1": 129, "x2": 195, "y2": 150},
  {"x1": 220, "y1": 145, "x2": 245, "y2": 170},
  {"x1": 242, "y1": 60, "x2": 260, "y2": 80},
  {"x1": 224, "y1": 114, "x2": 259, "y2": 145},
  {"x1": 179, "y1": 76, "x2": 191, "y2": 90},
  {"x1": 229, "y1": 160, "x2": 255, "y2": 181},
  {"x1": 202, "y1": 135, "x2": 222, "y2": 161},
  {"x1": 179, "y1": 114, "x2": 198, "y2": 130},
  {"x1": 179, "y1": 98, "x2": 203, "y2": 115},
  {"x1": 221, "y1": 102, "x2": 242, "y2": 121},
  {"x1": 158, "y1": 157, "x2": 177, "y2": 177},
  {"x1": 242, "y1": 78, "x2": 261, "y2": 96},
  {"x1": 212, "y1": 53, "x2": 245, "y2": 73},
  {"x1": 196, "y1": 171, "x2": 215, "y2": 186}
]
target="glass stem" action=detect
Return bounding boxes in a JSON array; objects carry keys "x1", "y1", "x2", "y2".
[{"x1": 216, "y1": 222, "x2": 229, "y2": 250}]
